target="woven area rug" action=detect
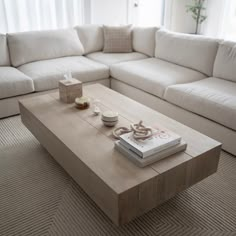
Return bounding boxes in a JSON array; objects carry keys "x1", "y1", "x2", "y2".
[{"x1": 0, "y1": 116, "x2": 235, "y2": 236}]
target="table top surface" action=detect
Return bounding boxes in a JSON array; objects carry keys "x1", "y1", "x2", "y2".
[{"x1": 19, "y1": 84, "x2": 221, "y2": 194}]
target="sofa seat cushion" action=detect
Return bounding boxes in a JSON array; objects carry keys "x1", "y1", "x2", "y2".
[
  {"x1": 86, "y1": 52, "x2": 148, "y2": 66},
  {"x1": 165, "y1": 77, "x2": 236, "y2": 130},
  {"x1": 18, "y1": 56, "x2": 109, "y2": 92},
  {"x1": 0, "y1": 67, "x2": 34, "y2": 99},
  {"x1": 110, "y1": 58, "x2": 206, "y2": 98}
]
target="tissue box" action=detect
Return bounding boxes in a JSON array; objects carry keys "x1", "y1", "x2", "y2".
[{"x1": 59, "y1": 78, "x2": 82, "y2": 103}]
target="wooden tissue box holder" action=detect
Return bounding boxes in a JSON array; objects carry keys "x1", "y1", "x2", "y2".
[{"x1": 59, "y1": 78, "x2": 82, "y2": 103}]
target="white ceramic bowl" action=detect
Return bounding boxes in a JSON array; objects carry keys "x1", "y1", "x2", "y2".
[
  {"x1": 102, "y1": 111, "x2": 118, "y2": 127},
  {"x1": 102, "y1": 120, "x2": 118, "y2": 127},
  {"x1": 102, "y1": 111, "x2": 118, "y2": 122}
]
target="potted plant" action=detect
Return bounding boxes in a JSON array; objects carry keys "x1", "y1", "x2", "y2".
[{"x1": 186, "y1": 0, "x2": 207, "y2": 34}]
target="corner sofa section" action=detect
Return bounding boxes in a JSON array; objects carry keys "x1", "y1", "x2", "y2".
[{"x1": 75, "y1": 25, "x2": 153, "y2": 65}]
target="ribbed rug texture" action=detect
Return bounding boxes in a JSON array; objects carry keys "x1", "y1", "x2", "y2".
[{"x1": 0, "y1": 116, "x2": 235, "y2": 236}]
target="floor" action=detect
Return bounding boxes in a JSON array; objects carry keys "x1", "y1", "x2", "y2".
[{"x1": 0, "y1": 116, "x2": 236, "y2": 236}]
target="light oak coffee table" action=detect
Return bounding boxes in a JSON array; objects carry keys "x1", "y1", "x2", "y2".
[{"x1": 19, "y1": 84, "x2": 221, "y2": 226}]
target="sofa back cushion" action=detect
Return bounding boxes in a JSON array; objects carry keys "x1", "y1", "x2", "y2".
[
  {"x1": 213, "y1": 41, "x2": 236, "y2": 82},
  {"x1": 8, "y1": 28, "x2": 84, "y2": 67},
  {"x1": 0, "y1": 34, "x2": 10, "y2": 66},
  {"x1": 132, "y1": 27, "x2": 158, "y2": 57},
  {"x1": 155, "y1": 29, "x2": 219, "y2": 76},
  {"x1": 75, "y1": 25, "x2": 104, "y2": 54}
]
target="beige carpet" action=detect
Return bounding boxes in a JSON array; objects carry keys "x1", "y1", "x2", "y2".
[{"x1": 0, "y1": 116, "x2": 235, "y2": 236}]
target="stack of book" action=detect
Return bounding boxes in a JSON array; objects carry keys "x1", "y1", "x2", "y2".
[{"x1": 115, "y1": 125, "x2": 187, "y2": 167}]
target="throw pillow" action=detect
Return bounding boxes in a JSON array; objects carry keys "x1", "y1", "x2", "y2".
[{"x1": 103, "y1": 25, "x2": 133, "y2": 53}]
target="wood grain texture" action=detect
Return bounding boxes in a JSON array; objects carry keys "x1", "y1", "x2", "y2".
[
  {"x1": 19, "y1": 84, "x2": 221, "y2": 225},
  {"x1": 59, "y1": 79, "x2": 83, "y2": 103}
]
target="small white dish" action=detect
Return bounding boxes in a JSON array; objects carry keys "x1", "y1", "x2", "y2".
[
  {"x1": 93, "y1": 106, "x2": 101, "y2": 115},
  {"x1": 102, "y1": 120, "x2": 118, "y2": 127},
  {"x1": 102, "y1": 111, "x2": 118, "y2": 122},
  {"x1": 102, "y1": 111, "x2": 118, "y2": 127}
]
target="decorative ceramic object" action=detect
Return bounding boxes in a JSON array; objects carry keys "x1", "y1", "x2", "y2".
[
  {"x1": 102, "y1": 111, "x2": 118, "y2": 127},
  {"x1": 113, "y1": 120, "x2": 153, "y2": 140},
  {"x1": 93, "y1": 106, "x2": 101, "y2": 115},
  {"x1": 93, "y1": 99, "x2": 101, "y2": 116},
  {"x1": 59, "y1": 73, "x2": 82, "y2": 103},
  {"x1": 75, "y1": 96, "x2": 90, "y2": 110}
]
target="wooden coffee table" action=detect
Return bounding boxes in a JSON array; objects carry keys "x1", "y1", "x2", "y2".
[{"x1": 19, "y1": 84, "x2": 221, "y2": 226}]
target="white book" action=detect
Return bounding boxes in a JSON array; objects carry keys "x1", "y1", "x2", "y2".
[
  {"x1": 115, "y1": 140, "x2": 187, "y2": 168},
  {"x1": 119, "y1": 126, "x2": 181, "y2": 158}
]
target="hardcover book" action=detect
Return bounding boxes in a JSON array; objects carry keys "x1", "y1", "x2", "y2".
[
  {"x1": 119, "y1": 126, "x2": 181, "y2": 158},
  {"x1": 115, "y1": 141, "x2": 187, "y2": 167}
]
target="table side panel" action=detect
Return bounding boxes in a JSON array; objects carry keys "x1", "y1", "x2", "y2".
[
  {"x1": 20, "y1": 103, "x2": 120, "y2": 225},
  {"x1": 118, "y1": 176, "x2": 160, "y2": 225},
  {"x1": 152, "y1": 145, "x2": 221, "y2": 205},
  {"x1": 187, "y1": 145, "x2": 221, "y2": 187},
  {"x1": 152, "y1": 152, "x2": 193, "y2": 203}
]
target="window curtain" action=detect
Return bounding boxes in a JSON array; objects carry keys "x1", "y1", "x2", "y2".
[
  {"x1": 0, "y1": 0, "x2": 84, "y2": 34},
  {"x1": 163, "y1": 0, "x2": 174, "y2": 29},
  {"x1": 201, "y1": 0, "x2": 236, "y2": 40}
]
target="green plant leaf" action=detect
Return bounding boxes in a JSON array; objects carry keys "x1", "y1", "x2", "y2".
[{"x1": 186, "y1": 0, "x2": 207, "y2": 24}]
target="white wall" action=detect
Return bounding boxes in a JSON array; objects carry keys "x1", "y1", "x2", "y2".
[
  {"x1": 128, "y1": 0, "x2": 164, "y2": 26},
  {"x1": 90, "y1": 0, "x2": 128, "y2": 25},
  {"x1": 167, "y1": 0, "x2": 196, "y2": 33}
]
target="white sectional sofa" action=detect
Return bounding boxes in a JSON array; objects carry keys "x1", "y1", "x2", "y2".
[{"x1": 0, "y1": 25, "x2": 235, "y2": 156}]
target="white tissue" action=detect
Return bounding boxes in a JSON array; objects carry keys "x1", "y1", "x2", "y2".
[{"x1": 64, "y1": 70, "x2": 72, "y2": 80}]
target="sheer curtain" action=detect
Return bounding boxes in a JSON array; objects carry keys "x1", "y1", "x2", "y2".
[
  {"x1": 0, "y1": 0, "x2": 84, "y2": 33},
  {"x1": 201, "y1": 0, "x2": 236, "y2": 40},
  {"x1": 163, "y1": 0, "x2": 173, "y2": 29}
]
